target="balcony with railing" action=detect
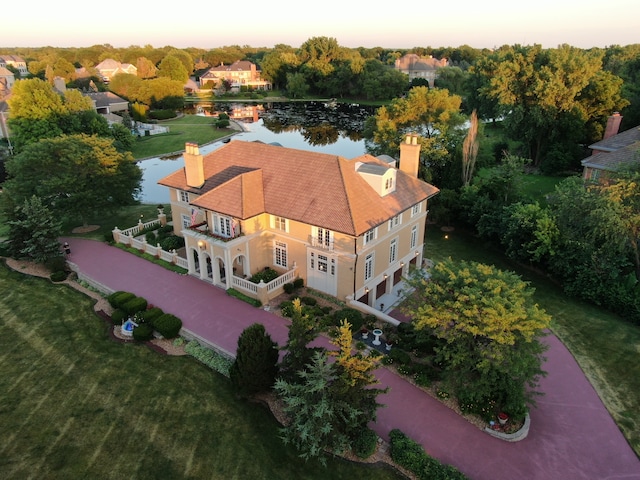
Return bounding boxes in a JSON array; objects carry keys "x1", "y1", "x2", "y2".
[
  {"x1": 185, "y1": 221, "x2": 243, "y2": 243},
  {"x1": 309, "y1": 235, "x2": 334, "y2": 251}
]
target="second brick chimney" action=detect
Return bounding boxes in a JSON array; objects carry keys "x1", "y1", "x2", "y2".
[
  {"x1": 399, "y1": 133, "x2": 421, "y2": 178},
  {"x1": 184, "y1": 142, "x2": 205, "y2": 188},
  {"x1": 603, "y1": 112, "x2": 623, "y2": 140}
]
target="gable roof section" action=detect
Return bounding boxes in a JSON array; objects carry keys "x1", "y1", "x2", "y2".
[
  {"x1": 582, "y1": 142, "x2": 640, "y2": 172},
  {"x1": 159, "y1": 140, "x2": 439, "y2": 236},
  {"x1": 589, "y1": 126, "x2": 640, "y2": 152}
]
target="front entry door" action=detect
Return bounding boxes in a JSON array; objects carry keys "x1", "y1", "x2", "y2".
[{"x1": 307, "y1": 250, "x2": 337, "y2": 296}]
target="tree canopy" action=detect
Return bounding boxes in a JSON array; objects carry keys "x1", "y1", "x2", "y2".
[
  {"x1": 365, "y1": 86, "x2": 465, "y2": 183},
  {"x1": 3, "y1": 134, "x2": 142, "y2": 225},
  {"x1": 404, "y1": 259, "x2": 550, "y2": 416}
]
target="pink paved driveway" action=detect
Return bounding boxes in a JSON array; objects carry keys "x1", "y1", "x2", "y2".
[{"x1": 65, "y1": 238, "x2": 640, "y2": 480}]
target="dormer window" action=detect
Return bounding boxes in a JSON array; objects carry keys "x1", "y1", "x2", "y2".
[{"x1": 179, "y1": 190, "x2": 189, "y2": 203}]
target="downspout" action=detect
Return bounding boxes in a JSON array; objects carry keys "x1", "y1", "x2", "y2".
[{"x1": 353, "y1": 237, "x2": 359, "y2": 298}]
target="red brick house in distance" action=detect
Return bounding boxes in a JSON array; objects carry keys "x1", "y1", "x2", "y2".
[{"x1": 581, "y1": 113, "x2": 640, "y2": 184}]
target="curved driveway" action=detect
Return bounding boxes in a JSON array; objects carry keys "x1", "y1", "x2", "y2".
[{"x1": 64, "y1": 238, "x2": 640, "y2": 480}]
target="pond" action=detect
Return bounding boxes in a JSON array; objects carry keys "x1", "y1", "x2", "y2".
[{"x1": 138, "y1": 101, "x2": 378, "y2": 204}]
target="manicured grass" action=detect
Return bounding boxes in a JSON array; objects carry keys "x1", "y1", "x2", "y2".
[
  {"x1": 130, "y1": 115, "x2": 234, "y2": 160},
  {"x1": 521, "y1": 174, "x2": 566, "y2": 204},
  {"x1": 0, "y1": 262, "x2": 404, "y2": 480},
  {"x1": 61, "y1": 204, "x2": 164, "y2": 241},
  {"x1": 425, "y1": 226, "x2": 640, "y2": 455}
]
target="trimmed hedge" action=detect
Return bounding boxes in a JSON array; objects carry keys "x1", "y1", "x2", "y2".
[
  {"x1": 107, "y1": 291, "x2": 136, "y2": 309},
  {"x1": 153, "y1": 313, "x2": 182, "y2": 338},
  {"x1": 141, "y1": 307, "x2": 164, "y2": 324},
  {"x1": 133, "y1": 323, "x2": 154, "y2": 341},
  {"x1": 389, "y1": 429, "x2": 468, "y2": 480},
  {"x1": 122, "y1": 296, "x2": 148, "y2": 315},
  {"x1": 227, "y1": 288, "x2": 262, "y2": 307}
]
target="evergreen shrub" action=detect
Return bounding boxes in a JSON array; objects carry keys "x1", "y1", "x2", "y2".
[
  {"x1": 389, "y1": 429, "x2": 468, "y2": 480},
  {"x1": 141, "y1": 307, "x2": 164, "y2": 325},
  {"x1": 300, "y1": 296, "x2": 317, "y2": 306},
  {"x1": 352, "y1": 428, "x2": 378, "y2": 459},
  {"x1": 110, "y1": 309, "x2": 127, "y2": 325},
  {"x1": 293, "y1": 278, "x2": 304, "y2": 289},
  {"x1": 133, "y1": 323, "x2": 154, "y2": 341},
  {"x1": 122, "y1": 296, "x2": 148, "y2": 315},
  {"x1": 107, "y1": 291, "x2": 135, "y2": 309},
  {"x1": 50, "y1": 271, "x2": 67, "y2": 282},
  {"x1": 153, "y1": 313, "x2": 182, "y2": 338}
]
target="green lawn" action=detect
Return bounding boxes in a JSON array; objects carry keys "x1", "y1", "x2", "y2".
[
  {"x1": 0, "y1": 262, "x2": 404, "y2": 480},
  {"x1": 130, "y1": 115, "x2": 234, "y2": 160},
  {"x1": 521, "y1": 174, "x2": 566, "y2": 204},
  {"x1": 425, "y1": 226, "x2": 640, "y2": 455}
]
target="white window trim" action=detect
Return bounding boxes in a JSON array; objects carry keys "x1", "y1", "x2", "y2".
[
  {"x1": 410, "y1": 225, "x2": 418, "y2": 249},
  {"x1": 411, "y1": 203, "x2": 422, "y2": 217},
  {"x1": 364, "y1": 253, "x2": 374, "y2": 281},
  {"x1": 181, "y1": 214, "x2": 191, "y2": 230},
  {"x1": 179, "y1": 190, "x2": 189, "y2": 203},
  {"x1": 270, "y1": 215, "x2": 289, "y2": 232},
  {"x1": 364, "y1": 227, "x2": 378, "y2": 245},
  {"x1": 274, "y1": 240, "x2": 288, "y2": 268},
  {"x1": 389, "y1": 237, "x2": 398, "y2": 264},
  {"x1": 388, "y1": 214, "x2": 402, "y2": 231}
]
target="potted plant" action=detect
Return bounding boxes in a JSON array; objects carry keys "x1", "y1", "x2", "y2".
[
  {"x1": 498, "y1": 412, "x2": 509, "y2": 425},
  {"x1": 360, "y1": 326, "x2": 369, "y2": 340}
]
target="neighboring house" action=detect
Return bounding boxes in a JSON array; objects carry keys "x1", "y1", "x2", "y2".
[
  {"x1": 85, "y1": 91, "x2": 129, "y2": 115},
  {"x1": 0, "y1": 66, "x2": 15, "y2": 96},
  {"x1": 394, "y1": 53, "x2": 448, "y2": 88},
  {"x1": 158, "y1": 136, "x2": 438, "y2": 306},
  {"x1": 199, "y1": 60, "x2": 271, "y2": 91},
  {"x1": 581, "y1": 113, "x2": 640, "y2": 184},
  {"x1": 0, "y1": 55, "x2": 28, "y2": 76},
  {"x1": 95, "y1": 59, "x2": 137, "y2": 82}
]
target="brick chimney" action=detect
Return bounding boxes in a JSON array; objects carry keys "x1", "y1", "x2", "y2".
[
  {"x1": 184, "y1": 142, "x2": 205, "y2": 188},
  {"x1": 399, "y1": 133, "x2": 421, "y2": 178},
  {"x1": 603, "y1": 112, "x2": 623, "y2": 140}
]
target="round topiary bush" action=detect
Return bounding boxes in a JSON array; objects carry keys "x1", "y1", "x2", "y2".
[
  {"x1": 132, "y1": 323, "x2": 154, "y2": 341},
  {"x1": 352, "y1": 428, "x2": 378, "y2": 459},
  {"x1": 153, "y1": 313, "x2": 182, "y2": 339},
  {"x1": 50, "y1": 270, "x2": 67, "y2": 282},
  {"x1": 333, "y1": 308, "x2": 364, "y2": 332},
  {"x1": 160, "y1": 235, "x2": 185, "y2": 251},
  {"x1": 110, "y1": 309, "x2": 127, "y2": 325}
]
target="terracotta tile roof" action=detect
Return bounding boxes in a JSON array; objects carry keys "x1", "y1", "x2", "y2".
[{"x1": 159, "y1": 140, "x2": 439, "y2": 236}]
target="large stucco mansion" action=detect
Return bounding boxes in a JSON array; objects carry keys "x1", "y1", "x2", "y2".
[{"x1": 158, "y1": 136, "x2": 438, "y2": 306}]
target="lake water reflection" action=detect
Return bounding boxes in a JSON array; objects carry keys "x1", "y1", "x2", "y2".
[{"x1": 139, "y1": 102, "x2": 377, "y2": 204}]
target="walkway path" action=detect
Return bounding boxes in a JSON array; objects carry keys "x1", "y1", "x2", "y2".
[{"x1": 64, "y1": 238, "x2": 640, "y2": 480}]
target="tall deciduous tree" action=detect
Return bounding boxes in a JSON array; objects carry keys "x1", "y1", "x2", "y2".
[
  {"x1": 2, "y1": 134, "x2": 142, "y2": 225},
  {"x1": 365, "y1": 86, "x2": 465, "y2": 183},
  {"x1": 471, "y1": 44, "x2": 628, "y2": 171},
  {"x1": 404, "y1": 259, "x2": 550, "y2": 417},
  {"x1": 157, "y1": 55, "x2": 188, "y2": 83}
]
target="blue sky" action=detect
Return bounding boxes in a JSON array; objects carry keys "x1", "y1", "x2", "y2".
[{"x1": 3, "y1": 0, "x2": 638, "y2": 49}]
